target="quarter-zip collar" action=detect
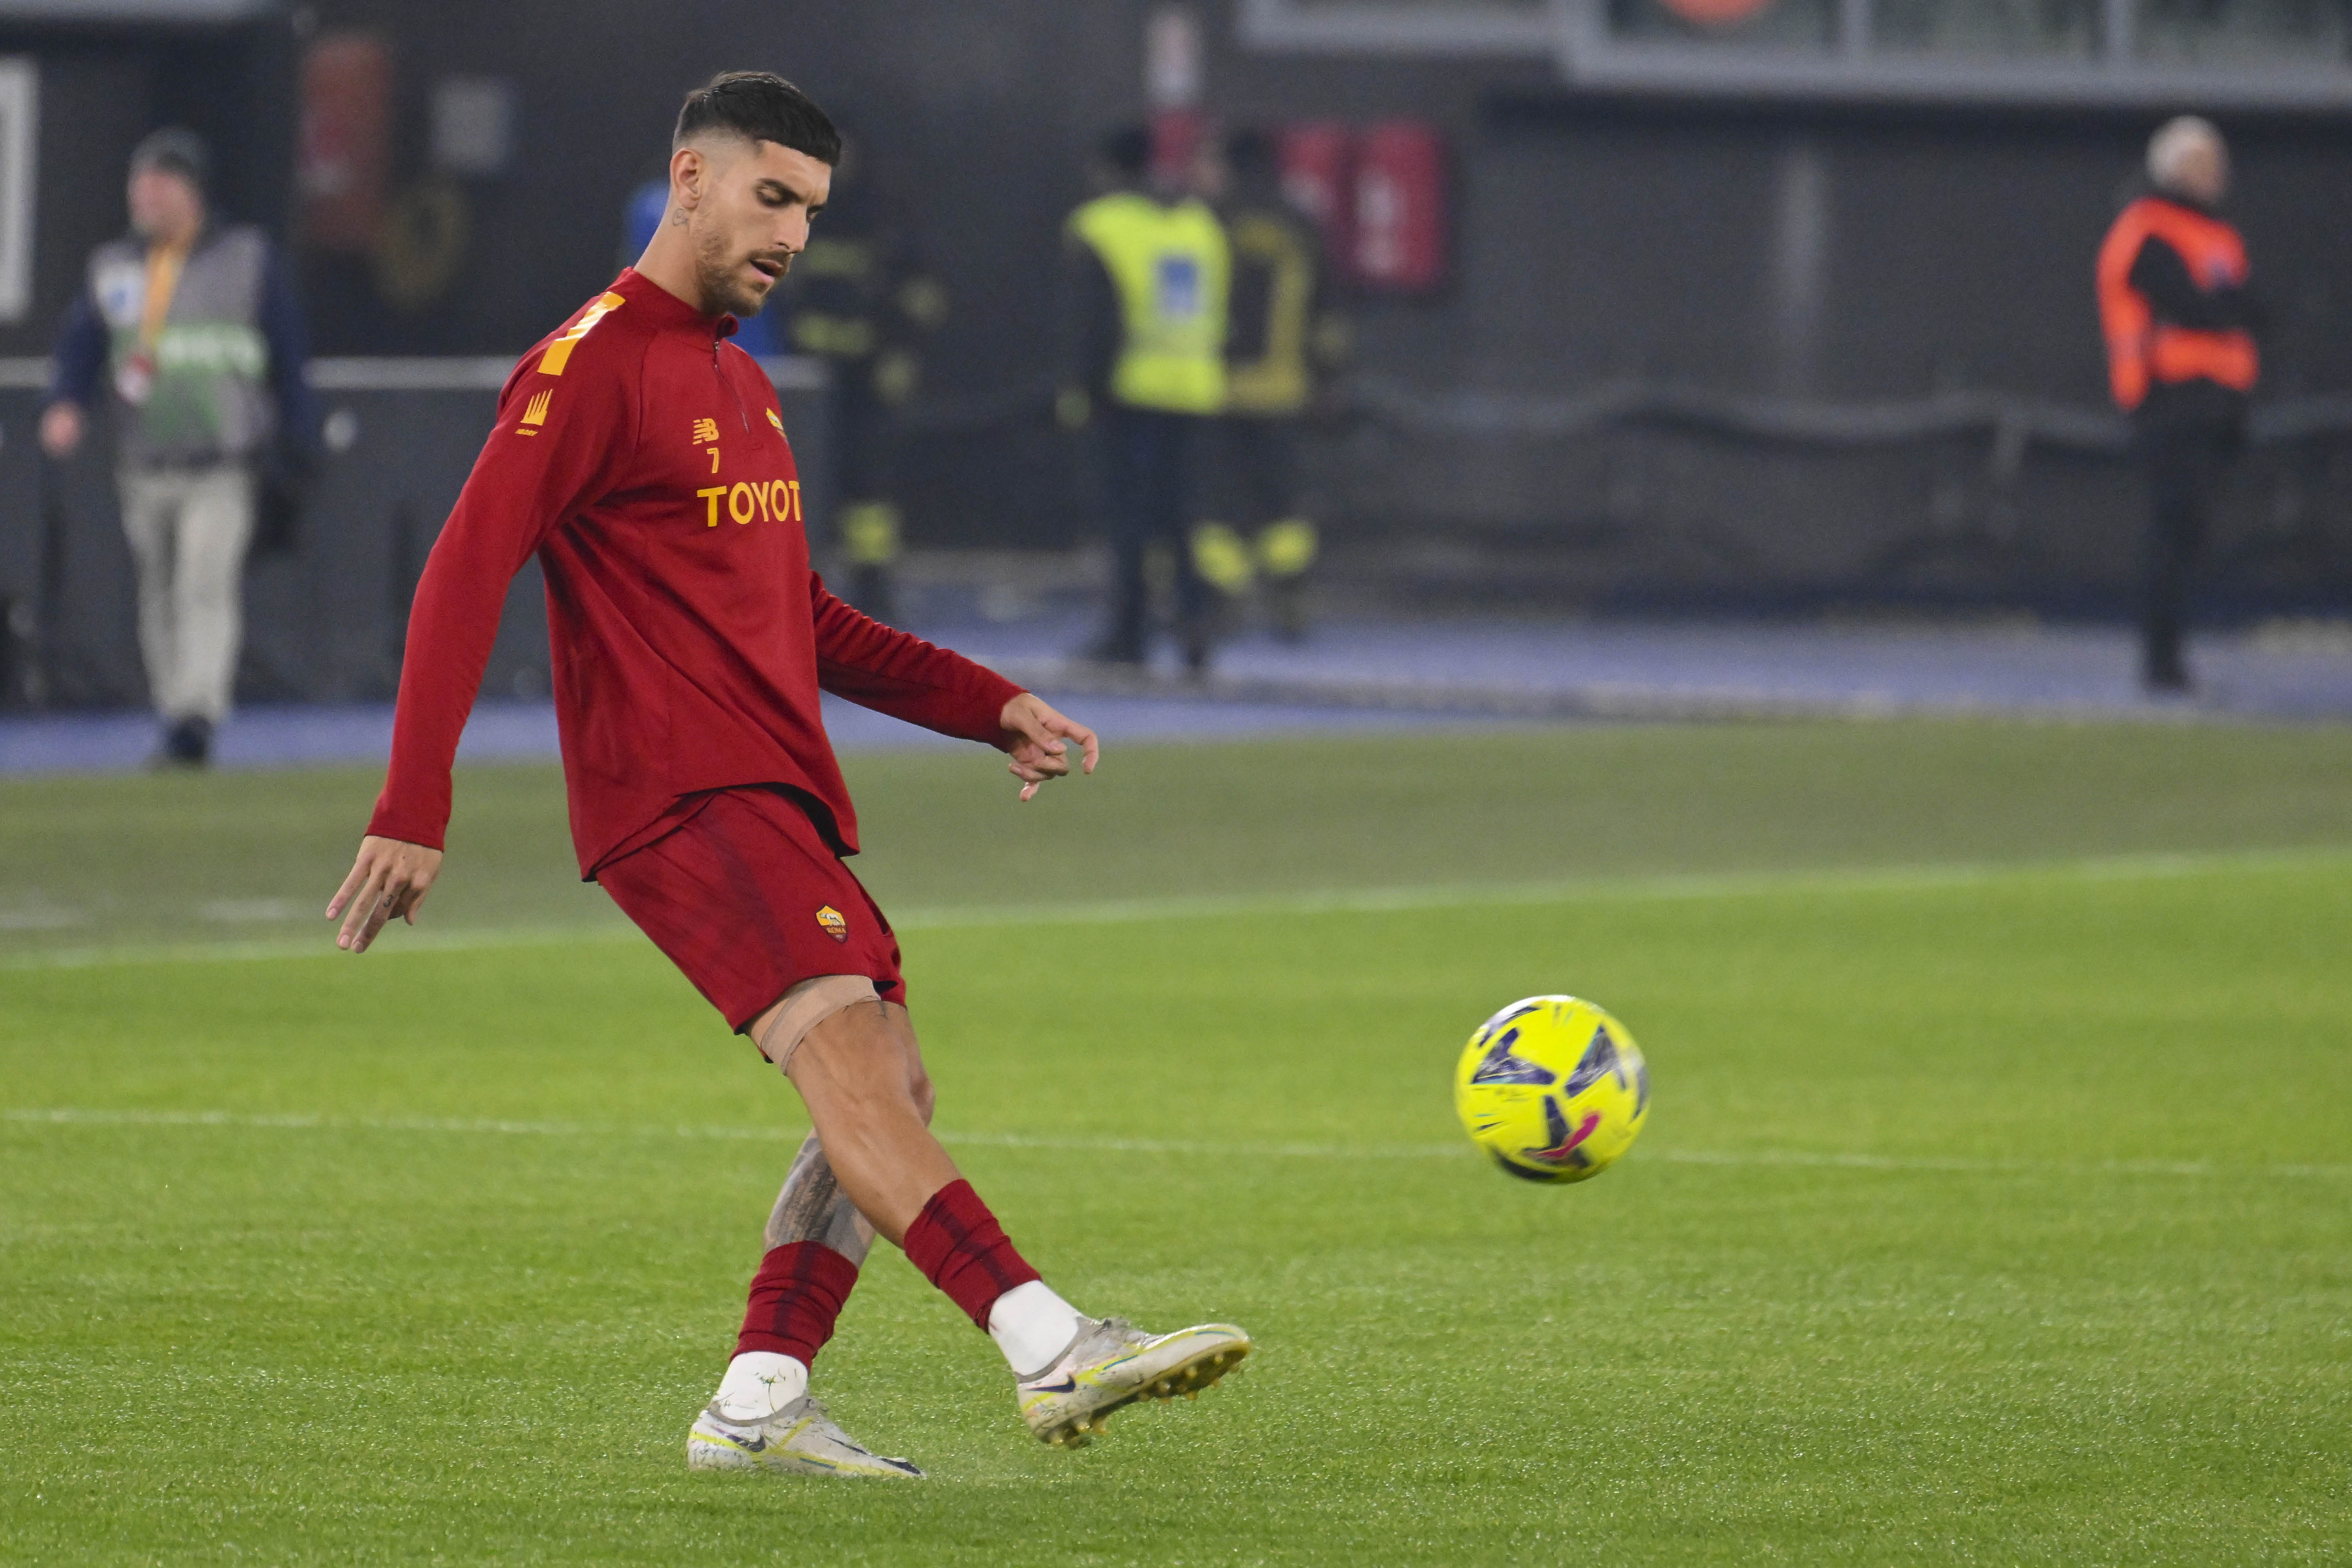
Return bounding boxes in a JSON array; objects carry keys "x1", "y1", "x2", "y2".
[{"x1": 611, "y1": 266, "x2": 740, "y2": 345}]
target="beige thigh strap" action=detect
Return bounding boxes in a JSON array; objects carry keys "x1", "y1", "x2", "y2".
[{"x1": 754, "y1": 974, "x2": 880, "y2": 1075}]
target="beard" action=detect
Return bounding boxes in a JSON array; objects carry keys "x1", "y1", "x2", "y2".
[{"x1": 692, "y1": 221, "x2": 777, "y2": 319}]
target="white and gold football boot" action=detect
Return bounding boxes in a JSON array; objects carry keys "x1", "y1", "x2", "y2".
[
  {"x1": 688, "y1": 1394, "x2": 925, "y2": 1479},
  {"x1": 1016, "y1": 1316, "x2": 1250, "y2": 1447}
]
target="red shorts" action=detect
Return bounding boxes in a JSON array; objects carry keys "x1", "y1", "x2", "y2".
[{"x1": 596, "y1": 786, "x2": 905, "y2": 1035}]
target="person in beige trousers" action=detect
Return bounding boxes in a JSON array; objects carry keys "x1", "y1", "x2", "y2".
[{"x1": 40, "y1": 128, "x2": 317, "y2": 766}]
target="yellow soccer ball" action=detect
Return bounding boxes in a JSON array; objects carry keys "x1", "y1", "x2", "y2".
[{"x1": 1454, "y1": 995, "x2": 1650, "y2": 1183}]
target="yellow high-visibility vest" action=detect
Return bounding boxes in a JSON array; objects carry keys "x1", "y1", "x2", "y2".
[
  {"x1": 1069, "y1": 192, "x2": 1229, "y2": 415},
  {"x1": 1224, "y1": 208, "x2": 1318, "y2": 417}
]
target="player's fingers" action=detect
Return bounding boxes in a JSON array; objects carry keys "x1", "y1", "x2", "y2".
[
  {"x1": 351, "y1": 906, "x2": 388, "y2": 952},
  {"x1": 335, "y1": 861, "x2": 390, "y2": 948},
  {"x1": 1059, "y1": 720, "x2": 1101, "y2": 775},
  {"x1": 392, "y1": 876, "x2": 433, "y2": 926},
  {"x1": 326, "y1": 853, "x2": 374, "y2": 919},
  {"x1": 1011, "y1": 734, "x2": 1068, "y2": 766},
  {"x1": 352, "y1": 876, "x2": 407, "y2": 952},
  {"x1": 1030, "y1": 708, "x2": 1098, "y2": 775}
]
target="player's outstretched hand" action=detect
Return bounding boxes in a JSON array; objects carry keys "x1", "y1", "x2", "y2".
[
  {"x1": 1000, "y1": 693, "x2": 1099, "y2": 802},
  {"x1": 328, "y1": 835, "x2": 444, "y2": 952}
]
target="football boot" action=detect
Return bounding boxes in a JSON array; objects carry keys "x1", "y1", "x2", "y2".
[
  {"x1": 687, "y1": 1394, "x2": 925, "y2": 1479},
  {"x1": 1017, "y1": 1316, "x2": 1250, "y2": 1447}
]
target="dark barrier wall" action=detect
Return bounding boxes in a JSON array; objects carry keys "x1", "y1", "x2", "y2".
[
  {"x1": 2, "y1": 1, "x2": 2349, "y2": 617},
  {"x1": 1332, "y1": 96, "x2": 2352, "y2": 612},
  {"x1": 0, "y1": 364, "x2": 831, "y2": 708}
]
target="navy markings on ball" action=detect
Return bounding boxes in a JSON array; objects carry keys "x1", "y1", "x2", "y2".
[
  {"x1": 1564, "y1": 1023, "x2": 1630, "y2": 1098},
  {"x1": 1468, "y1": 1026, "x2": 1556, "y2": 1086},
  {"x1": 1472, "y1": 999, "x2": 1546, "y2": 1043},
  {"x1": 1493, "y1": 1151, "x2": 1557, "y2": 1182}
]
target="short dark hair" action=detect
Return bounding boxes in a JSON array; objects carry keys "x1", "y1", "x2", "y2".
[
  {"x1": 1096, "y1": 125, "x2": 1152, "y2": 178},
  {"x1": 130, "y1": 127, "x2": 210, "y2": 194},
  {"x1": 673, "y1": 71, "x2": 841, "y2": 165}
]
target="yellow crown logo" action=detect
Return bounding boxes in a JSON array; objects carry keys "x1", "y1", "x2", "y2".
[{"x1": 518, "y1": 389, "x2": 552, "y2": 432}]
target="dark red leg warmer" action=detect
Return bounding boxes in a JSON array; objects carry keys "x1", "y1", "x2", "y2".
[
  {"x1": 902, "y1": 1179, "x2": 1041, "y2": 1328},
  {"x1": 735, "y1": 1241, "x2": 861, "y2": 1364}
]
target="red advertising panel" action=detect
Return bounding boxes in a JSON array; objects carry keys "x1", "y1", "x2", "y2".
[
  {"x1": 1659, "y1": 0, "x2": 1777, "y2": 22},
  {"x1": 297, "y1": 34, "x2": 392, "y2": 253},
  {"x1": 1277, "y1": 121, "x2": 1355, "y2": 277},
  {"x1": 1352, "y1": 121, "x2": 1448, "y2": 294}
]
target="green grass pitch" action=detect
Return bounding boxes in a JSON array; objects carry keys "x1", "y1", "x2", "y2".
[{"x1": 2, "y1": 722, "x2": 2349, "y2": 1564}]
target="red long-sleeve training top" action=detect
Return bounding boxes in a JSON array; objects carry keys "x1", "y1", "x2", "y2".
[{"x1": 367, "y1": 268, "x2": 1024, "y2": 875}]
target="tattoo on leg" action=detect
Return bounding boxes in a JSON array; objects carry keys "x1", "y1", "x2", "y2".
[{"x1": 764, "y1": 1130, "x2": 877, "y2": 1265}]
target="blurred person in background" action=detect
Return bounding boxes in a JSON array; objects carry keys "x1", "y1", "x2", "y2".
[
  {"x1": 1188, "y1": 126, "x2": 1346, "y2": 644},
  {"x1": 778, "y1": 136, "x2": 948, "y2": 618},
  {"x1": 40, "y1": 127, "x2": 318, "y2": 766},
  {"x1": 1059, "y1": 125, "x2": 1228, "y2": 671},
  {"x1": 2096, "y1": 115, "x2": 2262, "y2": 695}
]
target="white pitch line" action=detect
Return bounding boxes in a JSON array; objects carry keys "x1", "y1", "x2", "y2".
[
  {"x1": 4, "y1": 1106, "x2": 2346, "y2": 1180},
  {"x1": 879, "y1": 844, "x2": 2352, "y2": 932},
  {"x1": 5, "y1": 843, "x2": 2350, "y2": 973},
  {"x1": 0, "y1": 923, "x2": 646, "y2": 972}
]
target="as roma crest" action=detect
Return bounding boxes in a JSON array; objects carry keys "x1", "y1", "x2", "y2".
[{"x1": 815, "y1": 905, "x2": 848, "y2": 944}]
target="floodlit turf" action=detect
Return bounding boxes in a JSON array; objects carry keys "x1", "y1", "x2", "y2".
[
  {"x1": 7, "y1": 718, "x2": 2352, "y2": 956},
  {"x1": 2, "y1": 723, "x2": 2349, "y2": 1564}
]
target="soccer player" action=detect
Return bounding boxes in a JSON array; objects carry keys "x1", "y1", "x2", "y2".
[{"x1": 326, "y1": 72, "x2": 1249, "y2": 1480}]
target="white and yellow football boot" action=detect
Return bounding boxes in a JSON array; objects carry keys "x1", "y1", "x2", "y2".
[
  {"x1": 1016, "y1": 1316, "x2": 1251, "y2": 1447},
  {"x1": 688, "y1": 1395, "x2": 925, "y2": 1479}
]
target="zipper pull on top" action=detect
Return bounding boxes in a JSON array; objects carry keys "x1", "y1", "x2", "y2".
[{"x1": 713, "y1": 335, "x2": 753, "y2": 432}]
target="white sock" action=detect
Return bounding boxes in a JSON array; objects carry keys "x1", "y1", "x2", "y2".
[
  {"x1": 711, "y1": 1351, "x2": 809, "y2": 1422},
  {"x1": 988, "y1": 1279, "x2": 1084, "y2": 1379}
]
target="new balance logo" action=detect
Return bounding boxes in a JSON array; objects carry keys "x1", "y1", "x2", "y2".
[
  {"x1": 517, "y1": 389, "x2": 552, "y2": 435},
  {"x1": 692, "y1": 417, "x2": 720, "y2": 444}
]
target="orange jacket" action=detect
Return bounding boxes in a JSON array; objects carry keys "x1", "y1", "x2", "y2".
[{"x1": 2096, "y1": 197, "x2": 2257, "y2": 412}]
